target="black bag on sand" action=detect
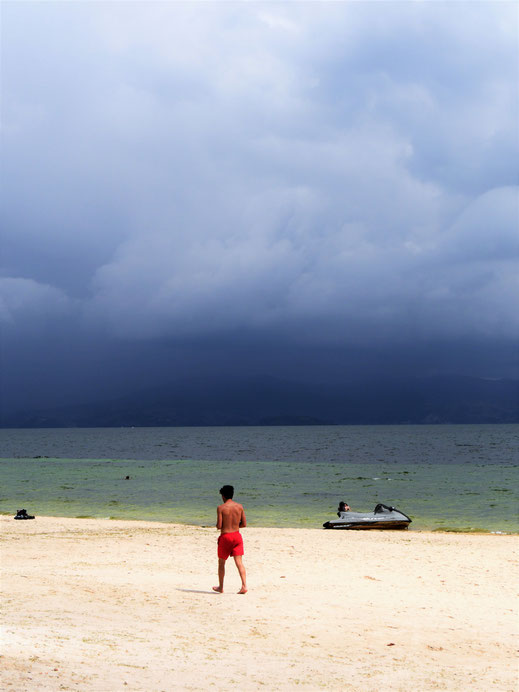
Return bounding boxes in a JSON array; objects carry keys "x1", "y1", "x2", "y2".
[{"x1": 14, "y1": 508, "x2": 35, "y2": 520}]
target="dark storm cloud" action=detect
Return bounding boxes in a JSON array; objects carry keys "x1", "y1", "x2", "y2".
[{"x1": 1, "y1": 1, "x2": 518, "y2": 409}]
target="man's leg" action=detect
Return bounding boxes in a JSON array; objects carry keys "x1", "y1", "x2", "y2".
[
  {"x1": 213, "y1": 558, "x2": 226, "y2": 593},
  {"x1": 233, "y1": 555, "x2": 247, "y2": 594}
]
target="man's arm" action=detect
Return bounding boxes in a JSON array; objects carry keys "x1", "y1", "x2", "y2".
[
  {"x1": 216, "y1": 505, "x2": 222, "y2": 530},
  {"x1": 239, "y1": 507, "x2": 247, "y2": 528}
]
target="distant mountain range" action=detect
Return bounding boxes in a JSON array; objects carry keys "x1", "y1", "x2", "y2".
[{"x1": 2, "y1": 375, "x2": 518, "y2": 427}]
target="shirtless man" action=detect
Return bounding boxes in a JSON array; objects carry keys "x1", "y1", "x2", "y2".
[{"x1": 212, "y1": 485, "x2": 247, "y2": 594}]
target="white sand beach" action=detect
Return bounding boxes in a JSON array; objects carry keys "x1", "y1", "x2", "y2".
[{"x1": 1, "y1": 516, "x2": 517, "y2": 691}]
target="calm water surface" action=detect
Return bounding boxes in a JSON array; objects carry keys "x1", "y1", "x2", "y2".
[{"x1": 1, "y1": 425, "x2": 517, "y2": 532}]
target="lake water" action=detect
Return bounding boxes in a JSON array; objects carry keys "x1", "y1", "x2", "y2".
[{"x1": 1, "y1": 424, "x2": 517, "y2": 532}]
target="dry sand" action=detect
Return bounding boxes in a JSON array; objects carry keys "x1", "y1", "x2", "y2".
[{"x1": 1, "y1": 516, "x2": 517, "y2": 691}]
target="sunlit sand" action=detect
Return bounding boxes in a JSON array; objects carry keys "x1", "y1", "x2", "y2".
[{"x1": 1, "y1": 516, "x2": 517, "y2": 690}]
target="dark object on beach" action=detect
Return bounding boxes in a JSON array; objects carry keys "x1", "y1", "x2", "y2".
[
  {"x1": 125, "y1": 476, "x2": 130, "y2": 480},
  {"x1": 14, "y1": 508, "x2": 35, "y2": 520},
  {"x1": 323, "y1": 503, "x2": 411, "y2": 530}
]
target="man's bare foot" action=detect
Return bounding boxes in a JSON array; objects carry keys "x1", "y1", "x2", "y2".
[
  {"x1": 237, "y1": 587, "x2": 248, "y2": 594},
  {"x1": 212, "y1": 586, "x2": 223, "y2": 593}
]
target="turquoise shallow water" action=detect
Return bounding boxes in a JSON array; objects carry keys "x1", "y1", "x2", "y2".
[{"x1": 1, "y1": 424, "x2": 517, "y2": 532}]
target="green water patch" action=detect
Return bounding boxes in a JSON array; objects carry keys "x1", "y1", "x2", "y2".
[
  {"x1": 432, "y1": 526, "x2": 492, "y2": 533},
  {"x1": 0, "y1": 456, "x2": 517, "y2": 533}
]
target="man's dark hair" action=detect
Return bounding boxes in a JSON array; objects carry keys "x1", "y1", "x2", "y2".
[{"x1": 220, "y1": 485, "x2": 234, "y2": 499}]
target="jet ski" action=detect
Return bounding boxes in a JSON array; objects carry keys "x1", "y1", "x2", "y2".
[{"x1": 323, "y1": 503, "x2": 411, "y2": 530}]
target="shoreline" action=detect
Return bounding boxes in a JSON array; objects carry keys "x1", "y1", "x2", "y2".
[
  {"x1": 2, "y1": 515, "x2": 517, "y2": 690},
  {"x1": 2, "y1": 511, "x2": 517, "y2": 535}
]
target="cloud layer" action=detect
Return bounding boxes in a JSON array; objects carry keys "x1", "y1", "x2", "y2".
[{"x1": 1, "y1": 2, "x2": 518, "y2": 407}]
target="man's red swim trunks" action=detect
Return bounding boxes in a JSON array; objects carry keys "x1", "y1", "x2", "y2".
[{"x1": 217, "y1": 531, "x2": 244, "y2": 560}]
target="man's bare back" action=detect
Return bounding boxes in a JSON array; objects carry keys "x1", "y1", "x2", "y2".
[{"x1": 217, "y1": 499, "x2": 246, "y2": 534}]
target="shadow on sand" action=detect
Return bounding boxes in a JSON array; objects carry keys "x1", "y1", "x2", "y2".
[{"x1": 176, "y1": 588, "x2": 217, "y2": 595}]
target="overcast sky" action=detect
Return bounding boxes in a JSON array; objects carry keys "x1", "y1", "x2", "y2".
[{"x1": 1, "y1": 1, "x2": 518, "y2": 411}]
